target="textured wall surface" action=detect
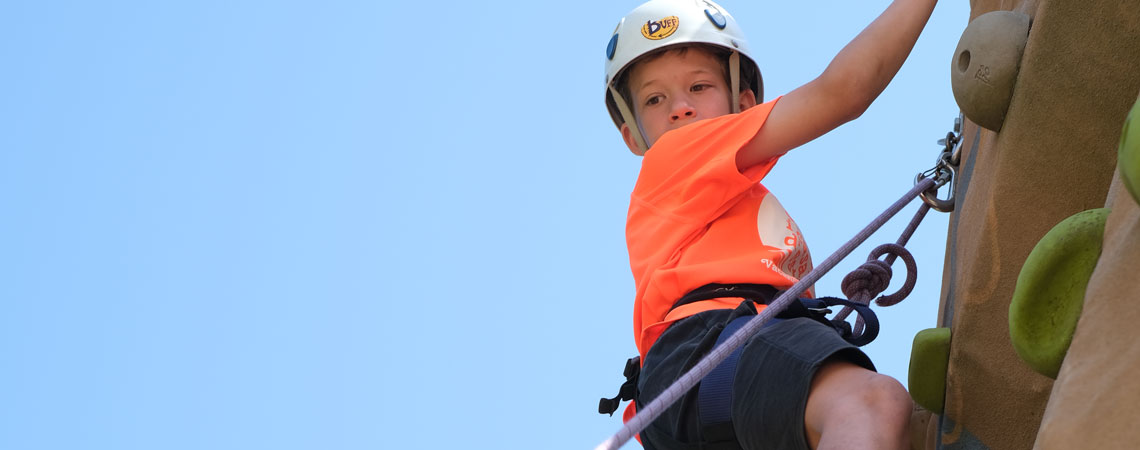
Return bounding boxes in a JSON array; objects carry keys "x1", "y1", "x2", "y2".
[{"x1": 929, "y1": 1, "x2": 1140, "y2": 449}]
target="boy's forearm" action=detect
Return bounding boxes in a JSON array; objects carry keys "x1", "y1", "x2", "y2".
[
  {"x1": 821, "y1": 0, "x2": 938, "y2": 114},
  {"x1": 733, "y1": 0, "x2": 937, "y2": 169}
]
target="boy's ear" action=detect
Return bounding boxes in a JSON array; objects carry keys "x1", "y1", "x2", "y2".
[
  {"x1": 620, "y1": 123, "x2": 647, "y2": 156},
  {"x1": 738, "y1": 89, "x2": 758, "y2": 111}
]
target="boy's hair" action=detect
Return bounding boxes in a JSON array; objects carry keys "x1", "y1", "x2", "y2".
[{"x1": 614, "y1": 43, "x2": 760, "y2": 120}]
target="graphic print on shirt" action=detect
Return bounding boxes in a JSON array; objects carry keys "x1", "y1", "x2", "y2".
[{"x1": 755, "y1": 192, "x2": 813, "y2": 289}]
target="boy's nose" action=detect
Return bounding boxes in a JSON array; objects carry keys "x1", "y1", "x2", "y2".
[{"x1": 670, "y1": 102, "x2": 696, "y2": 122}]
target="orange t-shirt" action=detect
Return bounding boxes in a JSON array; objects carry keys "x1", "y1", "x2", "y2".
[{"x1": 626, "y1": 97, "x2": 815, "y2": 360}]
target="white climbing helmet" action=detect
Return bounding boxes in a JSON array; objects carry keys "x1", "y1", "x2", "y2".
[{"x1": 604, "y1": 0, "x2": 763, "y2": 153}]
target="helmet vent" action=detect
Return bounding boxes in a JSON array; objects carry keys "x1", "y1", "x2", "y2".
[{"x1": 607, "y1": 33, "x2": 619, "y2": 60}]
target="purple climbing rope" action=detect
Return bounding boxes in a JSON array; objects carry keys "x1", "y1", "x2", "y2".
[{"x1": 594, "y1": 177, "x2": 938, "y2": 450}]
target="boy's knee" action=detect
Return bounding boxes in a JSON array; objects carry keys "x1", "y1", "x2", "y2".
[
  {"x1": 809, "y1": 361, "x2": 911, "y2": 426},
  {"x1": 807, "y1": 363, "x2": 912, "y2": 449},
  {"x1": 862, "y1": 373, "x2": 912, "y2": 422}
]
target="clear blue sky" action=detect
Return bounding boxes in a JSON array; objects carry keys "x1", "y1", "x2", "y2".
[{"x1": 1, "y1": 1, "x2": 969, "y2": 448}]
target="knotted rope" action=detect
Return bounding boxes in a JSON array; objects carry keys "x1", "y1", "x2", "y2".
[{"x1": 833, "y1": 203, "x2": 929, "y2": 340}]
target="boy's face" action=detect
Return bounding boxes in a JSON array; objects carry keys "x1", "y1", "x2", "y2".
[{"x1": 621, "y1": 47, "x2": 756, "y2": 155}]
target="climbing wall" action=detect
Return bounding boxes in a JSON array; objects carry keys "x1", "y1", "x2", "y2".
[
  {"x1": 1031, "y1": 168, "x2": 1140, "y2": 448},
  {"x1": 923, "y1": 1, "x2": 1140, "y2": 449}
]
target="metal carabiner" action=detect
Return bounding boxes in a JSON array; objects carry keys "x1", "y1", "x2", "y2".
[
  {"x1": 916, "y1": 114, "x2": 963, "y2": 213},
  {"x1": 916, "y1": 159, "x2": 956, "y2": 212}
]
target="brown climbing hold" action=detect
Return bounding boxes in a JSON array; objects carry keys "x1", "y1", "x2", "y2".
[{"x1": 950, "y1": 11, "x2": 1031, "y2": 131}]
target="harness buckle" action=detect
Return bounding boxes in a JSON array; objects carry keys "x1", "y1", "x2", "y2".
[{"x1": 598, "y1": 356, "x2": 641, "y2": 416}]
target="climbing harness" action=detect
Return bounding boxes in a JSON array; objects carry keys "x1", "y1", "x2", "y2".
[
  {"x1": 684, "y1": 285, "x2": 881, "y2": 450},
  {"x1": 669, "y1": 283, "x2": 883, "y2": 347},
  {"x1": 597, "y1": 284, "x2": 881, "y2": 415},
  {"x1": 596, "y1": 118, "x2": 962, "y2": 450}
]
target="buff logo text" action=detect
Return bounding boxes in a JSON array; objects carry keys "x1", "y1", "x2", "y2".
[{"x1": 641, "y1": 16, "x2": 679, "y2": 40}]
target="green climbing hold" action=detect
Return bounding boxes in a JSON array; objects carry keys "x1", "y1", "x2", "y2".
[
  {"x1": 1009, "y1": 208, "x2": 1110, "y2": 379},
  {"x1": 1119, "y1": 96, "x2": 1140, "y2": 205},
  {"x1": 908, "y1": 327, "x2": 951, "y2": 413}
]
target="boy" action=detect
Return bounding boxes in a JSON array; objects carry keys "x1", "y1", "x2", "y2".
[{"x1": 602, "y1": 0, "x2": 936, "y2": 449}]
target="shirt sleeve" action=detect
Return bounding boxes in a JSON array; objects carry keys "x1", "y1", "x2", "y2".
[{"x1": 632, "y1": 97, "x2": 782, "y2": 222}]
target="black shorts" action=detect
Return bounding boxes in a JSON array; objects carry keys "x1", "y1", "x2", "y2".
[{"x1": 637, "y1": 300, "x2": 875, "y2": 450}]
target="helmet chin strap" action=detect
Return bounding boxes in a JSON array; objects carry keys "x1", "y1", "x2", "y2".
[
  {"x1": 609, "y1": 84, "x2": 650, "y2": 153},
  {"x1": 730, "y1": 50, "x2": 741, "y2": 113},
  {"x1": 611, "y1": 50, "x2": 742, "y2": 155}
]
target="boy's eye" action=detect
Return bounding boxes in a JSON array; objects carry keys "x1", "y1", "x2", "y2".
[
  {"x1": 645, "y1": 95, "x2": 662, "y2": 106},
  {"x1": 691, "y1": 83, "x2": 711, "y2": 92}
]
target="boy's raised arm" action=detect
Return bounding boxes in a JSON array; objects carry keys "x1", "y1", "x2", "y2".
[{"x1": 737, "y1": 0, "x2": 938, "y2": 170}]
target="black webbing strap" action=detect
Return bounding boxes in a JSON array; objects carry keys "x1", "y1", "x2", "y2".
[
  {"x1": 673, "y1": 284, "x2": 880, "y2": 346},
  {"x1": 802, "y1": 296, "x2": 881, "y2": 347},
  {"x1": 671, "y1": 283, "x2": 779, "y2": 311}
]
